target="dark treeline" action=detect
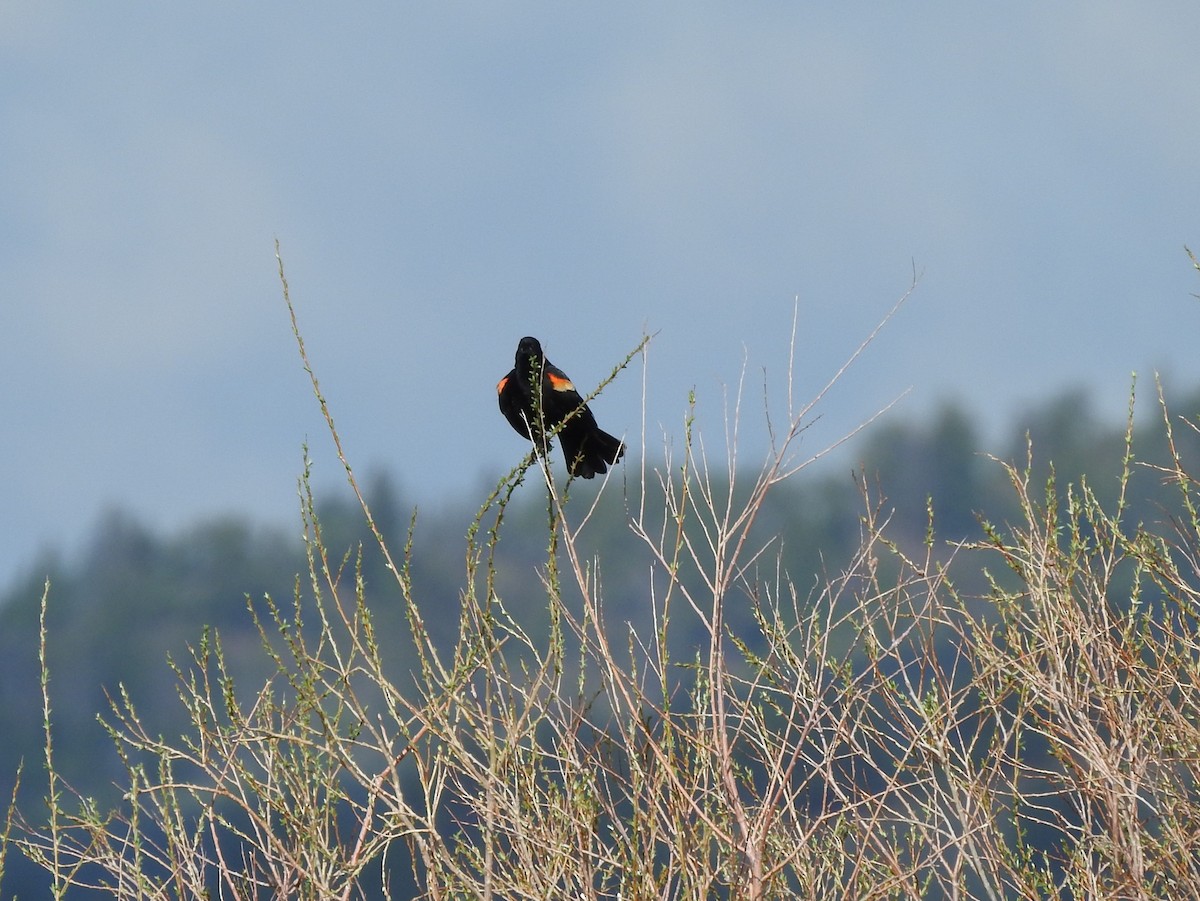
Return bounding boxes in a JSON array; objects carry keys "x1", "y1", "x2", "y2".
[{"x1": 2, "y1": 384, "x2": 1198, "y2": 897}]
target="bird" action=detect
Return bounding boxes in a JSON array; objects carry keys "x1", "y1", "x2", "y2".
[{"x1": 497, "y1": 336, "x2": 625, "y2": 479}]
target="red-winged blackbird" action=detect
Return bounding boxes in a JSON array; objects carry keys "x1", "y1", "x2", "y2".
[{"x1": 497, "y1": 336, "x2": 625, "y2": 479}]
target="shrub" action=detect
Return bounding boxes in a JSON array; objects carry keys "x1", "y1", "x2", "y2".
[{"x1": 12, "y1": 265, "x2": 1200, "y2": 899}]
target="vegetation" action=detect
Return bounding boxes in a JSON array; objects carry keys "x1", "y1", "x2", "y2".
[{"x1": 4, "y1": 267, "x2": 1200, "y2": 897}]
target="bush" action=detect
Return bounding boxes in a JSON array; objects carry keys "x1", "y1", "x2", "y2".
[{"x1": 11, "y1": 267, "x2": 1200, "y2": 899}]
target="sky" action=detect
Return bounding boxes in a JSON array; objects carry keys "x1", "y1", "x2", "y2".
[{"x1": 2, "y1": 3, "x2": 1199, "y2": 590}]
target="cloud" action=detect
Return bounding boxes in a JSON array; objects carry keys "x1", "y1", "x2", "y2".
[{"x1": 6, "y1": 102, "x2": 283, "y2": 374}]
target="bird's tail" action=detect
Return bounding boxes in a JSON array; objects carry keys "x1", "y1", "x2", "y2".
[{"x1": 563, "y1": 426, "x2": 625, "y2": 479}]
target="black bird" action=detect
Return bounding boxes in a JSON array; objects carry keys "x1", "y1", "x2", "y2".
[{"x1": 497, "y1": 337, "x2": 625, "y2": 479}]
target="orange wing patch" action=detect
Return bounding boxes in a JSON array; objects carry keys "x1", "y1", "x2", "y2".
[
  {"x1": 496, "y1": 376, "x2": 509, "y2": 395},
  {"x1": 547, "y1": 373, "x2": 575, "y2": 392}
]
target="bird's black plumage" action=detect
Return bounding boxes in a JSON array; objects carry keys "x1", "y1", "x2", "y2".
[{"x1": 496, "y1": 337, "x2": 625, "y2": 479}]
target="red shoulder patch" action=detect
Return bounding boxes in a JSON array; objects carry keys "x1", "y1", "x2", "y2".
[
  {"x1": 496, "y1": 376, "x2": 509, "y2": 395},
  {"x1": 547, "y1": 373, "x2": 575, "y2": 392}
]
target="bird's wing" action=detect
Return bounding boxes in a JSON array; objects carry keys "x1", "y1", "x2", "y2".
[{"x1": 497, "y1": 369, "x2": 533, "y2": 439}]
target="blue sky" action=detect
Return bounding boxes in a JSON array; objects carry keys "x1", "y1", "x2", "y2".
[{"x1": 2, "y1": 3, "x2": 1198, "y2": 588}]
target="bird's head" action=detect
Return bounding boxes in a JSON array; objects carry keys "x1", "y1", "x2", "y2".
[{"x1": 515, "y1": 336, "x2": 544, "y2": 374}]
